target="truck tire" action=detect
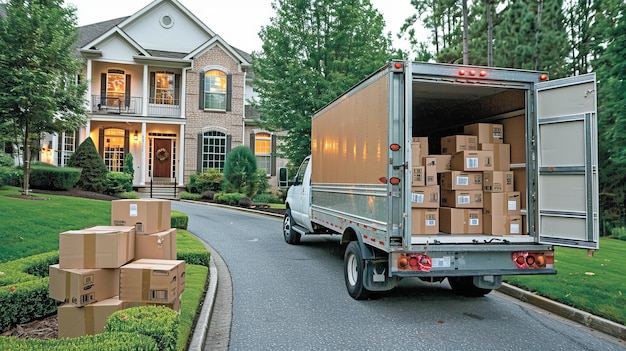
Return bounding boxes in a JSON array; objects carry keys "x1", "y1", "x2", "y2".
[
  {"x1": 283, "y1": 209, "x2": 301, "y2": 245},
  {"x1": 448, "y1": 277, "x2": 492, "y2": 297},
  {"x1": 344, "y1": 241, "x2": 369, "y2": 300}
]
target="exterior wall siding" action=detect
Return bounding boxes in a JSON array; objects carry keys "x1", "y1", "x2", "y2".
[{"x1": 184, "y1": 45, "x2": 245, "y2": 182}]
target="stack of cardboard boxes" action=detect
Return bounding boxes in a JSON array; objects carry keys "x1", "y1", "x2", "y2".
[
  {"x1": 411, "y1": 123, "x2": 523, "y2": 236},
  {"x1": 50, "y1": 199, "x2": 185, "y2": 338}
]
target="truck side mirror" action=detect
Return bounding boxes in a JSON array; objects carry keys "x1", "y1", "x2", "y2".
[{"x1": 278, "y1": 167, "x2": 289, "y2": 187}]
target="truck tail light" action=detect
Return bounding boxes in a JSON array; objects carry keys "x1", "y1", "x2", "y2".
[
  {"x1": 459, "y1": 69, "x2": 466, "y2": 76},
  {"x1": 389, "y1": 177, "x2": 401, "y2": 185},
  {"x1": 540, "y1": 74, "x2": 548, "y2": 81},
  {"x1": 512, "y1": 251, "x2": 553, "y2": 269},
  {"x1": 389, "y1": 143, "x2": 401, "y2": 151},
  {"x1": 398, "y1": 254, "x2": 432, "y2": 271}
]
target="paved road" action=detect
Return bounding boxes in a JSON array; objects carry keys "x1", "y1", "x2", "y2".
[{"x1": 174, "y1": 201, "x2": 625, "y2": 351}]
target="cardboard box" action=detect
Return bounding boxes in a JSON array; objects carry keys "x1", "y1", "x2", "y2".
[
  {"x1": 440, "y1": 135, "x2": 478, "y2": 155},
  {"x1": 135, "y1": 259, "x2": 186, "y2": 294},
  {"x1": 450, "y1": 150, "x2": 494, "y2": 171},
  {"x1": 464, "y1": 123, "x2": 504, "y2": 144},
  {"x1": 411, "y1": 141, "x2": 422, "y2": 166},
  {"x1": 411, "y1": 166, "x2": 425, "y2": 187},
  {"x1": 427, "y1": 154, "x2": 452, "y2": 173},
  {"x1": 502, "y1": 115, "x2": 526, "y2": 164},
  {"x1": 411, "y1": 208, "x2": 439, "y2": 235},
  {"x1": 483, "y1": 192, "x2": 521, "y2": 216},
  {"x1": 135, "y1": 228, "x2": 177, "y2": 261},
  {"x1": 49, "y1": 264, "x2": 119, "y2": 307},
  {"x1": 410, "y1": 185, "x2": 440, "y2": 208},
  {"x1": 440, "y1": 171, "x2": 482, "y2": 190},
  {"x1": 412, "y1": 137, "x2": 429, "y2": 156},
  {"x1": 484, "y1": 215, "x2": 522, "y2": 235},
  {"x1": 480, "y1": 143, "x2": 511, "y2": 171},
  {"x1": 111, "y1": 199, "x2": 171, "y2": 235},
  {"x1": 439, "y1": 207, "x2": 483, "y2": 234},
  {"x1": 513, "y1": 167, "x2": 527, "y2": 209},
  {"x1": 440, "y1": 189, "x2": 483, "y2": 208},
  {"x1": 57, "y1": 297, "x2": 127, "y2": 338},
  {"x1": 120, "y1": 259, "x2": 185, "y2": 303},
  {"x1": 59, "y1": 226, "x2": 135, "y2": 269},
  {"x1": 483, "y1": 171, "x2": 514, "y2": 192},
  {"x1": 422, "y1": 157, "x2": 437, "y2": 186}
]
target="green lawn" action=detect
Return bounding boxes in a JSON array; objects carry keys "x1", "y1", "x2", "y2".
[
  {"x1": 504, "y1": 237, "x2": 625, "y2": 325},
  {"x1": 0, "y1": 186, "x2": 209, "y2": 350}
]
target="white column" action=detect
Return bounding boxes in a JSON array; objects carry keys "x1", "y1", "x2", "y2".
[
  {"x1": 143, "y1": 65, "x2": 149, "y2": 116},
  {"x1": 86, "y1": 59, "x2": 92, "y2": 112},
  {"x1": 178, "y1": 124, "x2": 185, "y2": 186},
  {"x1": 140, "y1": 122, "x2": 147, "y2": 185}
]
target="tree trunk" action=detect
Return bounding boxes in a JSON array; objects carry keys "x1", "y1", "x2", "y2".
[
  {"x1": 462, "y1": 0, "x2": 469, "y2": 64},
  {"x1": 487, "y1": 0, "x2": 493, "y2": 67},
  {"x1": 535, "y1": 0, "x2": 544, "y2": 70},
  {"x1": 22, "y1": 120, "x2": 31, "y2": 195}
]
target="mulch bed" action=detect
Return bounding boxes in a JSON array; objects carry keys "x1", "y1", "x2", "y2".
[{"x1": 1, "y1": 315, "x2": 58, "y2": 340}]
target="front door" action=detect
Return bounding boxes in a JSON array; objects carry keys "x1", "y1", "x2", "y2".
[{"x1": 153, "y1": 138, "x2": 172, "y2": 179}]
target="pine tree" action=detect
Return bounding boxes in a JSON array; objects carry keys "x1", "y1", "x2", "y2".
[
  {"x1": 253, "y1": 0, "x2": 392, "y2": 165},
  {"x1": 67, "y1": 137, "x2": 109, "y2": 193}
]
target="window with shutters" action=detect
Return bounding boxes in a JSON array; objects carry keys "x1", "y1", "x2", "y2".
[
  {"x1": 201, "y1": 131, "x2": 227, "y2": 172},
  {"x1": 204, "y1": 70, "x2": 227, "y2": 110},
  {"x1": 255, "y1": 132, "x2": 271, "y2": 175},
  {"x1": 106, "y1": 69, "x2": 125, "y2": 107}
]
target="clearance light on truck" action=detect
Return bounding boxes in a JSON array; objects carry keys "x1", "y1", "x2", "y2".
[
  {"x1": 540, "y1": 73, "x2": 549, "y2": 81},
  {"x1": 397, "y1": 254, "x2": 432, "y2": 271},
  {"x1": 458, "y1": 69, "x2": 488, "y2": 77},
  {"x1": 512, "y1": 251, "x2": 554, "y2": 269}
]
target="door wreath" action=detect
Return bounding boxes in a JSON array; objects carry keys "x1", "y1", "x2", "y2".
[{"x1": 156, "y1": 147, "x2": 169, "y2": 162}]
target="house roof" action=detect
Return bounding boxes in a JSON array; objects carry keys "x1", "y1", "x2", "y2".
[{"x1": 76, "y1": 0, "x2": 252, "y2": 65}]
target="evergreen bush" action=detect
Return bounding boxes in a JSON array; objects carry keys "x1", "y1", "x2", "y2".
[
  {"x1": 223, "y1": 146, "x2": 257, "y2": 197},
  {"x1": 187, "y1": 169, "x2": 223, "y2": 193},
  {"x1": 29, "y1": 164, "x2": 81, "y2": 190},
  {"x1": 67, "y1": 137, "x2": 109, "y2": 193},
  {"x1": 105, "y1": 172, "x2": 133, "y2": 195}
]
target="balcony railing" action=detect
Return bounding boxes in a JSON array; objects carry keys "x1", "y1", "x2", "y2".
[
  {"x1": 92, "y1": 96, "x2": 142, "y2": 115},
  {"x1": 91, "y1": 96, "x2": 182, "y2": 118}
]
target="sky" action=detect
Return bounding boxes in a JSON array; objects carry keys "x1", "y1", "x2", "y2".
[{"x1": 66, "y1": 0, "x2": 420, "y2": 54}]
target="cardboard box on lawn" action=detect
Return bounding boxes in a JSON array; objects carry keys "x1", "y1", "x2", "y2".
[
  {"x1": 49, "y1": 264, "x2": 119, "y2": 307},
  {"x1": 57, "y1": 297, "x2": 128, "y2": 338},
  {"x1": 120, "y1": 259, "x2": 185, "y2": 304},
  {"x1": 111, "y1": 199, "x2": 171, "y2": 235},
  {"x1": 59, "y1": 226, "x2": 135, "y2": 269},
  {"x1": 135, "y1": 228, "x2": 177, "y2": 261}
]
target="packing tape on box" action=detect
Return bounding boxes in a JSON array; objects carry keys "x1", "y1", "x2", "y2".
[
  {"x1": 142, "y1": 269, "x2": 151, "y2": 301},
  {"x1": 65, "y1": 272, "x2": 71, "y2": 301},
  {"x1": 85, "y1": 305, "x2": 95, "y2": 335},
  {"x1": 84, "y1": 234, "x2": 96, "y2": 268},
  {"x1": 126, "y1": 230, "x2": 132, "y2": 262},
  {"x1": 158, "y1": 202, "x2": 163, "y2": 231}
]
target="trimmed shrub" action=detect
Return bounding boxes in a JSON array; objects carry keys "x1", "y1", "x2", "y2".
[
  {"x1": 105, "y1": 172, "x2": 133, "y2": 195},
  {"x1": 116, "y1": 191, "x2": 140, "y2": 199},
  {"x1": 214, "y1": 192, "x2": 245, "y2": 206},
  {"x1": 67, "y1": 137, "x2": 109, "y2": 193},
  {"x1": 238, "y1": 197, "x2": 253, "y2": 207},
  {"x1": 29, "y1": 164, "x2": 81, "y2": 190},
  {"x1": 179, "y1": 191, "x2": 201, "y2": 201},
  {"x1": 187, "y1": 169, "x2": 223, "y2": 194},
  {"x1": 201, "y1": 190, "x2": 216, "y2": 200},
  {"x1": 223, "y1": 146, "x2": 257, "y2": 197},
  {"x1": 171, "y1": 211, "x2": 188, "y2": 230},
  {"x1": 0, "y1": 332, "x2": 158, "y2": 350},
  {"x1": 177, "y1": 249, "x2": 210, "y2": 267},
  {"x1": 253, "y1": 193, "x2": 282, "y2": 204},
  {"x1": 123, "y1": 152, "x2": 135, "y2": 179},
  {"x1": 106, "y1": 305, "x2": 179, "y2": 351},
  {"x1": 0, "y1": 167, "x2": 22, "y2": 187}
]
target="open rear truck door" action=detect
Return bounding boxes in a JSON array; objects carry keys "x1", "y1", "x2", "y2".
[{"x1": 535, "y1": 73, "x2": 599, "y2": 249}]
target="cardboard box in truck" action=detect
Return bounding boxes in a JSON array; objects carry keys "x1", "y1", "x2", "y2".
[
  {"x1": 439, "y1": 207, "x2": 483, "y2": 234},
  {"x1": 464, "y1": 123, "x2": 503, "y2": 144},
  {"x1": 440, "y1": 189, "x2": 483, "y2": 208},
  {"x1": 479, "y1": 143, "x2": 511, "y2": 171},
  {"x1": 411, "y1": 186, "x2": 440, "y2": 208},
  {"x1": 483, "y1": 171, "x2": 514, "y2": 192},
  {"x1": 411, "y1": 208, "x2": 439, "y2": 235},
  {"x1": 483, "y1": 192, "x2": 521, "y2": 216},
  {"x1": 484, "y1": 214, "x2": 522, "y2": 235},
  {"x1": 440, "y1": 171, "x2": 482, "y2": 190},
  {"x1": 441, "y1": 135, "x2": 478, "y2": 155},
  {"x1": 450, "y1": 150, "x2": 494, "y2": 171},
  {"x1": 427, "y1": 154, "x2": 452, "y2": 173}
]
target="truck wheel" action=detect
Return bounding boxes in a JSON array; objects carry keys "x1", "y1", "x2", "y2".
[
  {"x1": 344, "y1": 241, "x2": 369, "y2": 300},
  {"x1": 283, "y1": 209, "x2": 301, "y2": 245},
  {"x1": 448, "y1": 277, "x2": 492, "y2": 297}
]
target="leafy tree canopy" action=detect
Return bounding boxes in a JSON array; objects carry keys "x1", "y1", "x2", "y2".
[{"x1": 252, "y1": 0, "x2": 394, "y2": 165}]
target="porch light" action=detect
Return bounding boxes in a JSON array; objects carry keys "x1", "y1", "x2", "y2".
[{"x1": 134, "y1": 130, "x2": 138, "y2": 141}]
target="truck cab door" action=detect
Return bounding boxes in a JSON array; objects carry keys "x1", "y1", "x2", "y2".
[
  {"x1": 289, "y1": 157, "x2": 312, "y2": 227},
  {"x1": 535, "y1": 73, "x2": 599, "y2": 249}
]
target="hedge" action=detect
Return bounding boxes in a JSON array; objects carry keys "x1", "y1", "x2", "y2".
[
  {"x1": 106, "y1": 306, "x2": 179, "y2": 350},
  {"x1": 171, "y1": 211, "x2": 188, "y2": 230},
  {"x1": 29, "y1": 165, "x2": 81, "y2": 190},
  {"x1": 0, "y1": 332, "x2": 158, "y2": 350}
]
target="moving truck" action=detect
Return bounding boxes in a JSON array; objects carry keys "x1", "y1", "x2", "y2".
[{"x1": 279, "y1": 61, "x2": 598, "y2": 300}]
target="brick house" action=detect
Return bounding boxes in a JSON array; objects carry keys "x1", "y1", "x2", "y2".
[{"x1": 39, "y1": 0, "x2": 286, "y2": 195}]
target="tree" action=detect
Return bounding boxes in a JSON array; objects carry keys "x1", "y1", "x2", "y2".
[
  {"x1": 67, "y1": 137, "x2": 108, "y2": 193},
  {"x1": 252, "y1": 0, "x2": 393, "y2": 165},
  {"x1": 223, "y1": 146, "x2": 257, "y2": 197},
  {"x1": 123, "y1": 152, "x2": 134, "y2": 179},
  {"x1": 0, "y1": 0, "x2": 87, "y2": 195}
]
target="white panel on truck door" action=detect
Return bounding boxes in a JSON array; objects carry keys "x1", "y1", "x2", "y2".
[{"x1": 536, "y1": 74, "x2": 598, "y2": 249}]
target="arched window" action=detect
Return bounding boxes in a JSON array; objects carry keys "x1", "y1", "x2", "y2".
[{"x1": 199, "y1": 69, "x2": 231, "y2": 111}]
